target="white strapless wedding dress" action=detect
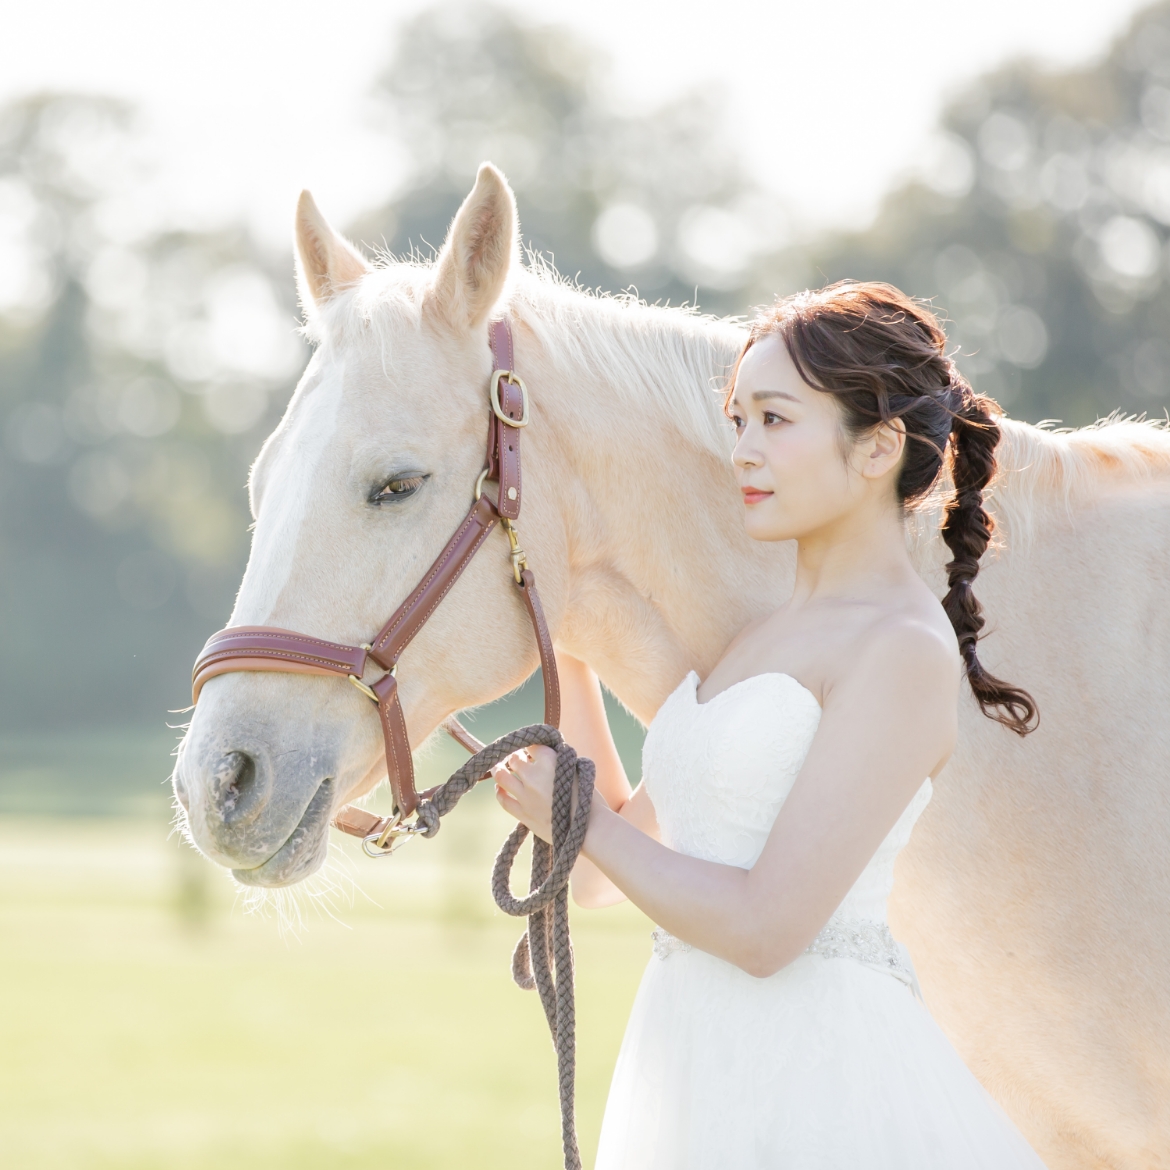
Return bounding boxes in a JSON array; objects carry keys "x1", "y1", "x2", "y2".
[{"x1": 594, "y1": 671, "x2": 1047, "y2": 1169}]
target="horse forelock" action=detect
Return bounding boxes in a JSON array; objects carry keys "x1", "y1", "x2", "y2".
[{"x1": 300, "y1": 263, "x2": 428, "y2": 348}]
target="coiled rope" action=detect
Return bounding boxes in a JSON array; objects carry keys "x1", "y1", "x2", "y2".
[{"x1": 413, "y1": 723, "x2": 595, "y2": 1170}]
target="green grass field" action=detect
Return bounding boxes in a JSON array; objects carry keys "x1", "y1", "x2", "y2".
[{"x1": 0, "y1": 725, "x2": 652, "y2": 1170}]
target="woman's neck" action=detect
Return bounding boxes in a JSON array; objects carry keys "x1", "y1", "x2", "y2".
[{"x1": 790, "y1": 500, "x2": 914, "y2": 607}]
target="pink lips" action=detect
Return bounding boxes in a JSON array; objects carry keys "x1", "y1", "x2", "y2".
[{"x1": 741, "y1": 487, "x2": 773, "y2": 506}]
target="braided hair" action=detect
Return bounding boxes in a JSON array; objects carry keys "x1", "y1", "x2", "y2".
[{"x1": 728, "y1": 280, "x2": 1038, "y2": 736}]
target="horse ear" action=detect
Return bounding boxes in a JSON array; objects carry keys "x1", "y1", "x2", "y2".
[
  {"x1": 430, "y1": 163, "x2": 518, "y2": 329},
  {"x1": 295, "y1": 190, "x2": 369, "y2": 309}
]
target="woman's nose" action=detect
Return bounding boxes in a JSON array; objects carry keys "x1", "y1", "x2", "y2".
[{"x1": 732, "y1": 434, "x2": 761, "y2": 468}]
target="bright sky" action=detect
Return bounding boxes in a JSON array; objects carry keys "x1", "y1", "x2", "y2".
[{"x1": 3, "y1": 0, "x2": 1150, "y2": 249}]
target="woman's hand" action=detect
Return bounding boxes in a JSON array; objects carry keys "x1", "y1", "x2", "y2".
[{"x1": 493, "y1": 744, "x2": 559, "y2": 842}]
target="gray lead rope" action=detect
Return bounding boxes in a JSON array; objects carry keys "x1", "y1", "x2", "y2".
[{"x1": 414, "y1": 724, "x2": 595, "y2": 1170}]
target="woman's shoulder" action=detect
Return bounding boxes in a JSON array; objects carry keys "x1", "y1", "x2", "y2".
[
  {"x1": 829, "y1": 602, "x2": 960, "y2": 708},
  {"x1": 865, "y1": 609, "x2": 959, "y2": 669},
  {"x1": 812, "y1": 601, "x2": 960, "y2": 777}
]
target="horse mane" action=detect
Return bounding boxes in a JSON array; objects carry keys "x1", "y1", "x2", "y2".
[
  {"x1": 990, "y1": 415, "x2": 1170, "y2": 537},
  {"x1": 505, "y1": 263, "x2": 746, "y2": 459},
  {"x1": 331, "y1": 254, "x2": 1170, "y2": 526}
]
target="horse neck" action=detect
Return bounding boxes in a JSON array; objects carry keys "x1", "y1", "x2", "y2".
[{"x1": 514, "y1": 284, "x2": 791, "y2": 721}]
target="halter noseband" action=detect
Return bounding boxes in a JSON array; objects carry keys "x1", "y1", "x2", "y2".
[{"x1": 190, "y1": 319, "x2": 560, "y2": 853}]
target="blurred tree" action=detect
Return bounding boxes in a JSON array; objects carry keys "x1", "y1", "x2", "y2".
[
  {"x1": 766, "y1": 1, "x2": 1170, "y2": 426},
  {"x1": 353, "y1": 3, "x2": 786, "y2": 312},
  {"x1": 0, "y1": 94, "x2": 305, "y2": 731}
]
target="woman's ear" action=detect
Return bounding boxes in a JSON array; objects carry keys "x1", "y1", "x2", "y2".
[{"x1": 857, "y1": 418, "x2": 907, "y2": 480}]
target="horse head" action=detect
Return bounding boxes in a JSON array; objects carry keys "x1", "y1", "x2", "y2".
[{"x1": 175, "y1": 165, "x2": 567, "y2": 886}]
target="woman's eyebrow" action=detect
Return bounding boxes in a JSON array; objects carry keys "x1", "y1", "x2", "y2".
[{"x1": 752, "y1": 389, "x2": 801, "y2": 403}]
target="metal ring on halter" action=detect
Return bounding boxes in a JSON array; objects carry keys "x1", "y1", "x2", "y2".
[
  {"x1": 348, "y1": 660, "x2": 397, "y2": 703},
  {"x1": 474, "y1": 467, "x2": 490, "y2": 501}
]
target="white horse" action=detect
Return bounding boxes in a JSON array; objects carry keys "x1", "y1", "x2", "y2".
[{"x1": 175, "y1": 165, "x2": 1170, "y2": 1170}]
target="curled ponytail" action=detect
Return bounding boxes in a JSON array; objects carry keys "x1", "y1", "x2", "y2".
[
  {"x1": 729, "y1": 280, "x2": 1038, "y2": 735},
  {"x1": 941, "y1": 390, "x2": 1038, "y2": 735}
]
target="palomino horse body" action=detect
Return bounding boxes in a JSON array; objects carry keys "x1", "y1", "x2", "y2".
[{"x1": 176, "y1": 166, "x2": 1170, "y2": 1169}]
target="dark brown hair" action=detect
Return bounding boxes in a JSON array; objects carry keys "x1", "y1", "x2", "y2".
[{"x1": 727, "y1": 280, "x2": 1037, "y2": 736}]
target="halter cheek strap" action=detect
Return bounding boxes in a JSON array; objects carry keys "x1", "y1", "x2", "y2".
[{"x1": 191, "y1": 318, "x2": 560, "y2": 829}]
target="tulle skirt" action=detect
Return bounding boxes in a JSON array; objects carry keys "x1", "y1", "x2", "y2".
[{"x1": 594, "y1": 943, "x2": 1047, "y2": 1170}]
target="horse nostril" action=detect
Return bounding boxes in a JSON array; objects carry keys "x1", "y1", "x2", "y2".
[{"x1": 211, "y1": 750, "x2": 259, "y2": 823}]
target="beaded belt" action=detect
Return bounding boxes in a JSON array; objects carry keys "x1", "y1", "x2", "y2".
[{"x1": 651, "y1": 919, "x2": 921, "y2": 994}]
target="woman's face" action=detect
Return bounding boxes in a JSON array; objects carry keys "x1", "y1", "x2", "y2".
[{"x1": 728, "y1": 334, "x2": 894, "y2": 543}]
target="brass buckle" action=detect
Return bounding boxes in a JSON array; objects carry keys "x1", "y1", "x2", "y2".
[{"x1": 489, "y1": 370, "x2": 529, "y2": 427}]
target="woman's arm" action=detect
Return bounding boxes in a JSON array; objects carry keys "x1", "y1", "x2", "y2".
[
  {"x1": 497, "y1": 626, "x2": 956, "y2": 976},
  {"x1": 557, "y1": 654, "x2": 632, "y2": 811},
  {"x1": 528, "y1": 654, "x2": 660, "y2": 908}
]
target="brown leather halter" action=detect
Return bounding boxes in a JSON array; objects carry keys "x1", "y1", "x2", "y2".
[{"x1": 191, "y1": 319, "x2": 561, "y2": 854}]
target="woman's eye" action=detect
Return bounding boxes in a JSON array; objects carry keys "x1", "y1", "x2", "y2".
[
  {"x1": 763, "y1": 412, "x2": 786, "y2": 425},
  {"x1": 730, "y1": 414, "x2": 745, "y2": 429},
  {"x1": 371, "y1": 474, "x2": 427, "y2": 504}
]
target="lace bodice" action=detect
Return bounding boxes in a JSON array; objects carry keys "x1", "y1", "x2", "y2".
[{"x1": 642, "y1": 671, "x2": 931, "y2": 928}]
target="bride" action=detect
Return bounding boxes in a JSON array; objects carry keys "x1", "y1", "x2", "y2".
[{"x1": 493, "y1": 280, "x2": 1048, "y2": 1168}]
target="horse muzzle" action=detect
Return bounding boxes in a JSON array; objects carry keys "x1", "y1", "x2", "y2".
[{"x1": 175, "y1": 676, "x2": 344, "y2": 885}]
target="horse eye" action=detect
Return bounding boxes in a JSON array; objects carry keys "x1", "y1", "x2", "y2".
[{"x1": 371, "y1": 474, "x2": 428, "y2": 504}]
